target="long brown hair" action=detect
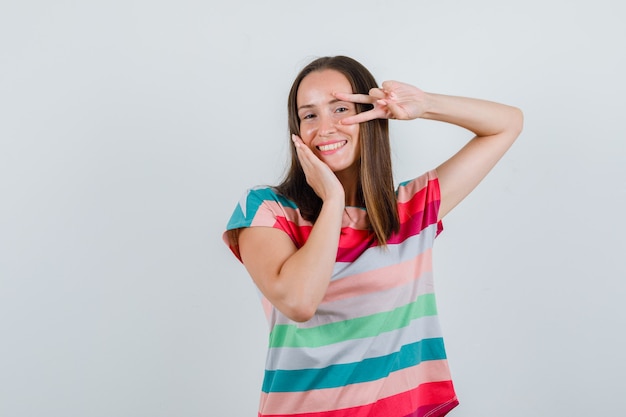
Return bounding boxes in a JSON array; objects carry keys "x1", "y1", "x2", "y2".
[{"x1": 276, "y1": 56, "x2": 399, "y2": 246}]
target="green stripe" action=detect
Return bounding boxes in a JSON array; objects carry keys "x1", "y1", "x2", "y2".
[{"x1": 269, "y1": 293, "x2": 438, "y2": 348}]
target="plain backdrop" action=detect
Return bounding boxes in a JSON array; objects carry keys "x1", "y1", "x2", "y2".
[{"x1": 1, "y1": 1, "x2": 625, "y2": 416}]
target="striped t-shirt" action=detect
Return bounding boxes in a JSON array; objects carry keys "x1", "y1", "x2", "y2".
[{"x1": 223, "y1": 170, "x2": 458, "y2": 417}]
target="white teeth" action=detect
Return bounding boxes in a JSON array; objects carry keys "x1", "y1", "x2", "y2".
[{"x1": 318, "y1": 141, "x2": 346, "y2": 151}]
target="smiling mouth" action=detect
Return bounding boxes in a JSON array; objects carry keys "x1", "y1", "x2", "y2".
[{"x1": 317, "y1": 141, "x2": 347, "y2": 152}]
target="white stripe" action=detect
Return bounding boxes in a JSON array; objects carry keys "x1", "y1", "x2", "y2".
[
  {"x1": 265, "y1": 315, "x2": 444, "y2": 371},
  {"x1": 331, "y1": 222, "x2": 438, "y2": 281}
]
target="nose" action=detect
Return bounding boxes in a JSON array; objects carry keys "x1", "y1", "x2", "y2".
[{"x1": 318, "y1": 113, "x2": 338, "y2": 136}]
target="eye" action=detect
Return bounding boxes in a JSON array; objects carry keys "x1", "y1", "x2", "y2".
[
  {"x1": 301, "y1": 113, "x2": 316, "y2": 120},
  {"x1": 335, "y1": 103, "x2": 355, "y2": 114}
]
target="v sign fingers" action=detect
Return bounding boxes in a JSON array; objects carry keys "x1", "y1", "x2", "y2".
[
  {"x1": 333, "y1": 91, "x2": 389, "y2": 125},
  {"x1": 334, "y1": 81, "x2": 428, "y2": 125},
  {"x1": 378, "y1": 81, "x2": 428, "y2": 120},
  {"x1": 367, "y1": 87, "x2": 387, "y2": 100}
]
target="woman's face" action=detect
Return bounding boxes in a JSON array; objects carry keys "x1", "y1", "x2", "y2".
[{"x1": 296, "y1": 69, "x2": 360, "y2": 175}]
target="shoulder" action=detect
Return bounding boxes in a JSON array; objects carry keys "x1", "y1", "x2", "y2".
[
  {"x1": 223, "y1": 186, "x2": 307, "y2": 262},
  {"x1": 394, "y1": 170, "x2": 443, "y2": 237},
  {"x1": 396, "y1": 170, "x2": 441, "y2": 204},
  {"x1": 226, "y1": 186, "x2": 298, "y2": 231}
]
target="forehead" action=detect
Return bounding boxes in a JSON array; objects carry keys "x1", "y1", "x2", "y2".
[{"x1": 297, "y1": 69, "x2": 353, "y2": 105}]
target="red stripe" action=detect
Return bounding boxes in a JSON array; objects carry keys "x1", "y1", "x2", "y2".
[
  {"x1": 387, "y1": 201, "x2": 440, "y2": 245},
  {"x1": 270, "y1": 177, "x2": 440, "y2": 261},
  {"x1": 407, "y1": 399, "x2": 459, "y2": 417},
  {"x1": 271, "y1": 200, "x2": 438, "y2": 264},
  {"x1": 273, "y1": 216, "x2": 311, "y2": 248},
  {"x1": 398, "y1": 183, "x2": 430, "y2": 222},
  {"x1": 259, "y1": 381, "x2": 456, "y2": 417},
  {"x1": 338, "y1": 227, "x2": 373, "y2": 248},
  {"x1": 373, "y1": 381, "x2": 457, "y2": 417},
  {"x1": 336, "y1": 231, "x2": 376, "y2": 262}
]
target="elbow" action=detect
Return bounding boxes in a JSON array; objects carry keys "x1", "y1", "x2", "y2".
[
  {"x1": 271, "y1": 280, "x2": 324, "y2": 322},
  {"x1": 278, "y1": 297, "x2": 318, "y2": 323},
  {"x1": 284, "y1": 303, "x2": 317, "y2": 323},
  {"x1": 512, "y1": 106, "x2": 524, "y2": 136},
  {"x1": 290, "y1": 312, "x2": 316, "y2": 323},
  {"x1": 258, "y1": 281, "x2": 321, "y2": 322}
]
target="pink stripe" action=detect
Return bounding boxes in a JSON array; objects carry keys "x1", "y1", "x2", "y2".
[
  {"x1": 396, "y1": 171, "x2": 439, "y2": 204},
  {"x1": 249, "y1": 201, "x2": 308, "y2": 227},
  {"x1": 261, "y1": 297, "x2": 273, "y2": 322},
  {"x1": 324, "y1": 248, "x2": 433, "y2": 303},
  {"x1": 258, "y1": 359, "x2": 453, "y2": 416},
  {"x1": 260, "y1": 383, "x2": 456, "y2": 417},
  {"x1": 248, "y1": 201, "x2": 312, "y2": 248}
]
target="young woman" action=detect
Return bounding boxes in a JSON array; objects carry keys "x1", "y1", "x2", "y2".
[{"x1": 223, "y1": 55, "x2": 523, "y2": 417}]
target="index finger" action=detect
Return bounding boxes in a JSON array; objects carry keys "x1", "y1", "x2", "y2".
[{"x1": 332, "y1": 91, "x2": 376, "y2": 105}]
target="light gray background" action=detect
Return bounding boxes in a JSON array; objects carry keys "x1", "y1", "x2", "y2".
[{"x1": 1, "y1": 1, "x2": 625, "y2": 416}]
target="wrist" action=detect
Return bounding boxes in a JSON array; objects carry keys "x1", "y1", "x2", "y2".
[
  {"x1": 322, "y1": 195, "x2": 345, "y2": 211},
  {"x1": 419, "y1": 92, "x2": 442, "y2": 121}
]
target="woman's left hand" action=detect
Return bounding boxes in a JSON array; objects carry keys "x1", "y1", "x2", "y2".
[{"x1": 334, "y1": 81, "x2": 428, "y2": 125}]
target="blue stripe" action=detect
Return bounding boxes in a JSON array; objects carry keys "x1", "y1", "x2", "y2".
[
  {"x1": 252, "y1": 187, "x2": 298, "y2": 209},
  {"x1": 262, "y1": 337, "x2": 447, "y2": 393},
  {"x1": 226, "y1": 203, "x2": 247, "y2": 230}
]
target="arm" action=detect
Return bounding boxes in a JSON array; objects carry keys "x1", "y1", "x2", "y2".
[
  {"x1": 336, "y1": 82, "x2": 523, "y2": 220},
  {"x1": 238, "y1": 135, "x2": 344, "y2": 322},
  {"x1": 423, "y1": 93, "x2": 523, "y2": 219}
]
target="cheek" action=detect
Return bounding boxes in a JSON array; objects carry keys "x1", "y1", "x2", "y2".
[
  {"x1": 344, "y1": 124, "x2": 360, "y2": 140},
  {"x1": 299, "y1": 124, "x2": 317, "y2": 144}
]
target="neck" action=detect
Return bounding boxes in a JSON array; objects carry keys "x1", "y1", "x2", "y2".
[{"x1": 336, "y1": 169, "x2": 360, "y2": 207}]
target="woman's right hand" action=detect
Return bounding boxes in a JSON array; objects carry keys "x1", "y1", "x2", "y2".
[
  {"x1": 237, "y1": 136, "x2": 345, "y2": 322},
  {"x1": 292, "y1": 134, "x2": 345, "y2": 204}
]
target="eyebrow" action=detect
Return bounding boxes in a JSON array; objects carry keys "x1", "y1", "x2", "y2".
[{"x1": 297, "y1": 98, "x2": 344, "y2": 112}]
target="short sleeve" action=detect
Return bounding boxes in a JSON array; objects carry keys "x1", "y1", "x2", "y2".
[
  {"x1": 396, "y1": 170, "x2": 444, "y2": 239},
  {"x1": 222, "y1": 186, "x2": 307, "y2": 262}
]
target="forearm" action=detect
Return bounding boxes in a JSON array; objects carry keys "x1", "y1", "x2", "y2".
[
  {"x1": 421, "y1": 93, "x2": 523, "y2": 137},
  {"x1": 273, "y1": 198, "x2": 344, "y2": 321},
  {"x1": 431, "y1": 93, "x2": 523, "y2": 219}
]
